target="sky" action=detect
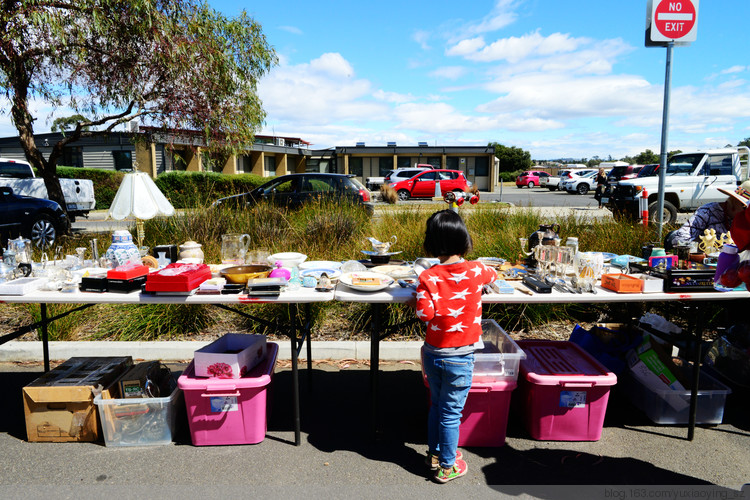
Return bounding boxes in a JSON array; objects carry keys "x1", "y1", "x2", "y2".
[{"x1": 3, "y1": 0, "x2": 749, "y2": 161}]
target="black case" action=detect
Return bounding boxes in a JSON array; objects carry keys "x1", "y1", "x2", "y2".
[
  {"x1": 522, "y1": 275, "x2": 552, "y2": 293},
  {"x1": 650, "y1": 263, "x2": 716, "y2": 292},
  {"x1": 107, "y1": 275, "x2": 148, "y2": 293}
]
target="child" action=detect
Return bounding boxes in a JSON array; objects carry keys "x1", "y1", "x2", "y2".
[{"x1": 413, "y1": 210, "x2": 497, "y2": 483}]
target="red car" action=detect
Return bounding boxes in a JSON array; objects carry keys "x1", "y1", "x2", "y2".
[
  {"x1": 515, "y1": 170, "x2": 550, "y2": 188},
  {"x1": 390, "y1": 169, "x2": 471, "y2": 200}
]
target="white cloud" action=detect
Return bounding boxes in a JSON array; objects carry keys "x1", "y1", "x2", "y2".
[
  {"x1": 450, "y1": 31, "x2": 590, "y2": 64},
  {"x1": 428, "y1": 66, "x2": 467, "y2": 80},
  {"x1": 446, "y1": 37, "x2": 486, "y2": 57},
  {"x1": 721, "y1": 65, "x2": 746, "y2": 75},
  {"x1": 373, "y1": 90, "x2": 414, "y2": 104},
  {"x1": 458, "y1": 0, "x2": 519, "y2": 38},
  {"x1": 393, "y1": 102, "x2": 498, "y2": 134},
  {"x1": 279, "y1": 25, "x2": 302, "y2": 35},
  {"x1": 413, "y1": 30, "x2": 431, "y2": 50}
]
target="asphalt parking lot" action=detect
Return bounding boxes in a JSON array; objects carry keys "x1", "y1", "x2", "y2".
[{"x1": 2, "y1": 359, "x2": 748, "y2": 498}]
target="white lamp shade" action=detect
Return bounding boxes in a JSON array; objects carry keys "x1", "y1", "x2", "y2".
[{"x1": 108, "y1": 172, "x2": 176, "y2": 220}]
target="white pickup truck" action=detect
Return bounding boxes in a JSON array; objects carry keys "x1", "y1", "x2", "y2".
[
  {"x1": 605, "y1": 147, "x2": 749, "y2": 224},
  {"x1": 0, "y1": 157, "x2": 96, "y2": 221}
]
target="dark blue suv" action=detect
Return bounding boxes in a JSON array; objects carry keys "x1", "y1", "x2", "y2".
[{"x1": 0, "y1": 186, "x2": 70, "y2": 248}]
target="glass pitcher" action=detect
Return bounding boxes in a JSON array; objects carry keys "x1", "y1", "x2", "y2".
[{"x1": 221, "y1": 233, "x2": 251, "y2": 265}]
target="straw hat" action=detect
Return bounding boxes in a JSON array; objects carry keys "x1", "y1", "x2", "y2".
[{"x1": 717, "y1": 180, "x2": 750, "y2": 207}]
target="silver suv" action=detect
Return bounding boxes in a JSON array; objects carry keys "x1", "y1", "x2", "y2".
[{"x1": 385, "y1": 166, "x2": 432, "y2": 185}]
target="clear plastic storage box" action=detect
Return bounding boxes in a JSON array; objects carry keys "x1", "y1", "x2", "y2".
[
  {"x1": 473, "y1": 320, "x2": 527, "y2": 383},
  {"x1": 94, "y1": 387, "x2": 181, "y2": 447},
  {"x1": 623, "y1": 367, "x2": 731, "y2": 425}
]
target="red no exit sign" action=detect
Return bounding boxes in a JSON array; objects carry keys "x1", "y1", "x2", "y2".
[{"x1": 650, "y1": 0, "x2": 699, "y2": 43}]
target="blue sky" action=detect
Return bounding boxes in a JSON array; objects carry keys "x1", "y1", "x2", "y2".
[{"x1": 3, "y1": 0, "x2": 748, "y2": 161}]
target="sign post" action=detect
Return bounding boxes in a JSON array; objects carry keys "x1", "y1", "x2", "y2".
[{"x1": 646, "y1": 0, "x2": 699, "y2": 238}]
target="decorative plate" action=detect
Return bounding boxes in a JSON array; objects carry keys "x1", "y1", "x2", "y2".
[
  {"x1": 599, "y1": 252, "x2": 618, "y2": 262},
  {"x1": 370, "y1": 265, "x2": 416, "y2": 279},
  {"x1": 299, "y1": 268, "x2": 341, "y2": 280},
  {"x1": 298, "y1": 260, "x2": 343, "y2": 270},
  {"x1": 339, "y1": 271, "x2": 394, "y2": 292}
]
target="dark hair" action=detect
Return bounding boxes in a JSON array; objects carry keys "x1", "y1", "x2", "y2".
[{"x1": 422, "y1": 210, "x2": 473, "y2": 257}]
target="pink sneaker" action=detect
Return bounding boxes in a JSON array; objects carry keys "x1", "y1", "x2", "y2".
[{"x1": 434, "y1": 459, "x2": 468, "y2": 484}]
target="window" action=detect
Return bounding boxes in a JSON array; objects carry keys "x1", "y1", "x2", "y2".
[
  {"x1": 397, "y1": 157, "x2": 411, "y2": 169},
  {"x1": 379, "y1": 157, "x2": 393, "y2": 177},
  {"x1": 0, "y1": 161, "x2": 32, "y2": 178},
  {"x1": 419, "y1": 171, "x2": 437, "y2": 181},
  {"x1": 474, "y1": 157, "x2": 489, "y2": 176},
  {"x1": 426, "y1": 157, "x2": 441, "y2": 168},
  {"x1": 705, "y1": 155, "x2": 733, "y2": 176},
  {"x1": 264, "y1": 156, "x2": 275, "y2": 176},
  {"x1": 349, "y1": 157, "x2": 363, "y2": 176},
  {"x1": 63, "y1": 146, "x2": 83, "y2": 168},
  {"x1": 112, "y1": 151, "x2": 133, "y2": 171},
  {"x1": 306, "y1": 176, "x2": 337, "y2": 193},
  {"x1": 446, "y1": 157, "x2": 459, "y2": 170}
]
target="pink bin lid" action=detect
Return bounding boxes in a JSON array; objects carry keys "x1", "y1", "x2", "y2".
[{"x1": 517, "y1": 340, "x2": 617, "y2": 387}]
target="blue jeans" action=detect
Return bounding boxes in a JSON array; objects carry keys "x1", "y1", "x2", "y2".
[{"x1": 423, "y1": 349, "x2": 474, "y2": 468}]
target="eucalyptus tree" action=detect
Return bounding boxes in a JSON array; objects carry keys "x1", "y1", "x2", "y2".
[{"x1": 1, "y1": 0, "x2": 277, "y2": 215}]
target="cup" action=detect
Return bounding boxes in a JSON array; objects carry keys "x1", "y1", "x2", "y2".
[
  {"x1": 246, "y1": 248, "x2": 270, "y2": 265},
  {"x1": 650, "y1": 247, "x2": 666, "y2": 257}
]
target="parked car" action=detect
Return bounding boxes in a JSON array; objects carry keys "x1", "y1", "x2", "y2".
[
  {"x1": 389, "y1": 169, "x2": 471, "y2": 200},
  {"x1": 212, "y1": 173, "x2": 374, "y2": 214},
  {"x1": 0, "y1": 186, "x2": 69, "y2": 248},
  {"x1": 561, "y1": 170, "x2": 598, "y2": 194},
  {"x1": 515, "y1": 170, "x2": 551, "y2": 188},
  {"x1": 635, "y1": 164, "x2": 660, "y2": 178},
  {"x1": 384, "y1": 166, "x2": 433, "y2": 185},
  {"x1": 540, "y1": 170, "x2": 569, "y2": 191},
  {"x1": 607, "y1": 164, "x2": 643, "y2": 183}
]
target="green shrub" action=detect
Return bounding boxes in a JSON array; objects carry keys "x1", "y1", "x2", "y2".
[{"x1": 153, "y1": 171, "x2": 267, "y2": 208}]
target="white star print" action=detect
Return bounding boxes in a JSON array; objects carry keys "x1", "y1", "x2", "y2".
[
  {"x1": 448, "y1": 272, "x2": 468, "y2": 283},
  {"x1": 476, "y1": 284, "x2": 484, "y2": 293},
  {"x1": 416, "y1": 291, "x2": 426, "y2": 300},
  {"x1": 447, "y1": 306, "x2": 465, "y2": 318},
  {"x1": 431, "y1": 292, "x2": 441, "y2": 302},
  {"x1": 446, "y1": 322, "x2": 466, "y2": 333},
  {"x1": 450, "y1": 289, "x2": 470, "y2": 300},
  {"x1": 471, "y1": 265, "x2": 484, "y2": 277},
  {"x1": 427, "y1": 275, "x2": 443, "y2": 285},
  {"x1": 473, "y1": 316, "x2": 482, "y2": 324},
  {"x1": 416, "y1": 309, "x2": 427, "y2": 319},
  {"x1": 430, "y1": 324, "x2": 441, "y2": 331}
]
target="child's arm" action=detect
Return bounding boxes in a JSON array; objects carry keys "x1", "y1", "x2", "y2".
[{"x1": 414, "y1": 281, "x2": 436, "y2": 322}]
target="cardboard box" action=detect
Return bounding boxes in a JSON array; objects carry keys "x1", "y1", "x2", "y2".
[
  {"x1": 600, "y1": 273, "x2": 643, "y2": 293},
  {"x1": 22, "y1": 357, "x2": 133, "y2": 442},
  {"x1": 194, "y1": 334, "x2": 267, "y2": 378},
  {"x1": 630, "y1": 273, "x2": 663, "y2": 293}
]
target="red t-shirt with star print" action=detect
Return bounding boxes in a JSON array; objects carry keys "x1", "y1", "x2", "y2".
[{"x1": 415, "y1": 260, "x2": 497, "y2": 348}]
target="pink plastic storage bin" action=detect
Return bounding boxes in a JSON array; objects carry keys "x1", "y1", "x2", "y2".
[
  {"x1": 422, "y1": 374, "x2": 517, "y2": 447},
  {"x1": 515, "y1": 340, "x2": 617, "y2": 441},
  {"x1": 177, "y1": 342, "x2": 278, "y2": 446}
]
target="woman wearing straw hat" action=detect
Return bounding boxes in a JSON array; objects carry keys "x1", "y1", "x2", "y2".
[{"x1": 667, "y1": 180, "x2": 750, "y2": 249}]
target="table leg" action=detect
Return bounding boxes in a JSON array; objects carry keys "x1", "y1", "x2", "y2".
[
  {"x1": 687, "y1": 305, "x2": 704, "y2": 441},
  {"x1": 289, "y1": 325, "x2": 301, "y2": 446},
  {"x1": 370, "y1": 303, "x2": 382, "y2": 439},
  {"x1": 41, "y1": 303, "x2": 50, "y2": 372},
  {"x1": 304, "y1": 303, "x2": 313, "y2": 387}
]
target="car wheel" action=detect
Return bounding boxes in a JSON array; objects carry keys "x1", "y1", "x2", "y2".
[
  {"x1": 397, "y1": 189, "x2": 410, "y2": 201},
  {"x1": 516, "y1": 184, "x2": 523, "y2": 188},
  {"x1": 648, "y1": 200, "x2": 678, "y2": 225},
  {"x1": 527, "y1": 181, "x2": 535, "y2": 188},
  {"x1": 548, "y1": 186, "x2": 557, "y2": 191},
  {"x1": 576, "y1": 183, "x2": 589, "y2": 195},
  {"x1": 28, "y1": 214, "x2": 57, "y2": 248}
]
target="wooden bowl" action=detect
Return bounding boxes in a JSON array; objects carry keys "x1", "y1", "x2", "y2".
[{"x1": 220, "y1": 265, "x2": 272, "y2": 284}]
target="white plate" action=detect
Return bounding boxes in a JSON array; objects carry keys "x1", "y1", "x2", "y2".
[
  {"x1": 299, "y1": 268, "x2": 341, "y2": 279},
  {"x1": 339, "y1": 271, "x2": 394, "y2": 292},
  {"x1": 298, "y1": 260, "x2": 342, "y2": 270}
]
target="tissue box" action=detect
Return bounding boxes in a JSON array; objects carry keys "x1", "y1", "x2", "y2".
[
  {"x1": 194, "y1": 334, "x2": 267, "y2": 378},
  {"x1": 630, "y1": 273, "x2": 663, "y2": 293}
]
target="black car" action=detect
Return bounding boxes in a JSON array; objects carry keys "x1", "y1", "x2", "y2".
[
  {"x1": 0, "y1": 186, "x2": 70, "y2": 248},
  {"x1": 213, "y1": 173, "x2": 374, "y2": 214}
]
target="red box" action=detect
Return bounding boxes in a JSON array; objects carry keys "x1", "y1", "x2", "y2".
[
  {"x1": 177, "y1": 342, "x2": 278, "y2": 446},
  {"x1": 600, "y1": 273, "x2": 643, "y2": 293},
  {"x1": 107, "y1": 264, "x2": 149, "y2": 280},
  {"x1": 515, "y1": 340, "x2": 617, "y2": 441},
  {"x1": 422, "y1": 373, "x2": 517, "y2": 447},
  {"x1": 145, "y1": 263, "x2": 211, "y2": 292}
]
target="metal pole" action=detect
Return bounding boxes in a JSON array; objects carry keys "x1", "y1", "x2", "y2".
[{"x1": 657, "y1": 41, "x2": 674, "y2": 239}]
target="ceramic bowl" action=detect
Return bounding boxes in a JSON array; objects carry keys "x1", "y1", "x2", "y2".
[
  {"x1": 220, "y1": 265, "x2": 272, "y2": 284},
  {"x1": 267, "y1": 252, "x2": 307, "y2": 268}
]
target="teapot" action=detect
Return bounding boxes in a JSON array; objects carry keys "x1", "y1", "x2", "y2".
[
  {"x1": 527, "y1": 224, "x2": 561, "y2": 251},
  {"x1": 8, "y1": 237, "x2": 32, "y2": 264},
  {"x1": 179, "y1": 240, "x2": 204, "y2": 263},
  {"x1": 221, "y1": 233, "x2": 251, "y2": 265}
]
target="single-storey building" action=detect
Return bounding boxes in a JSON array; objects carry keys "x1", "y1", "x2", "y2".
[{"x1": 0, "y1": 130, "x2": 499, "y2": 191}]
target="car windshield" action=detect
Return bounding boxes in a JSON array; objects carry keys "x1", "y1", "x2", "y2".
[
  {"x1": 637, "y1": 164, "x2": 659, "y2": 177},
  {"x1": 666, "y1": 154, "x2": 703, "y2": 176},
  {"x1": 609, "y1": 166, "x2": 629, "y2": 177}
]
